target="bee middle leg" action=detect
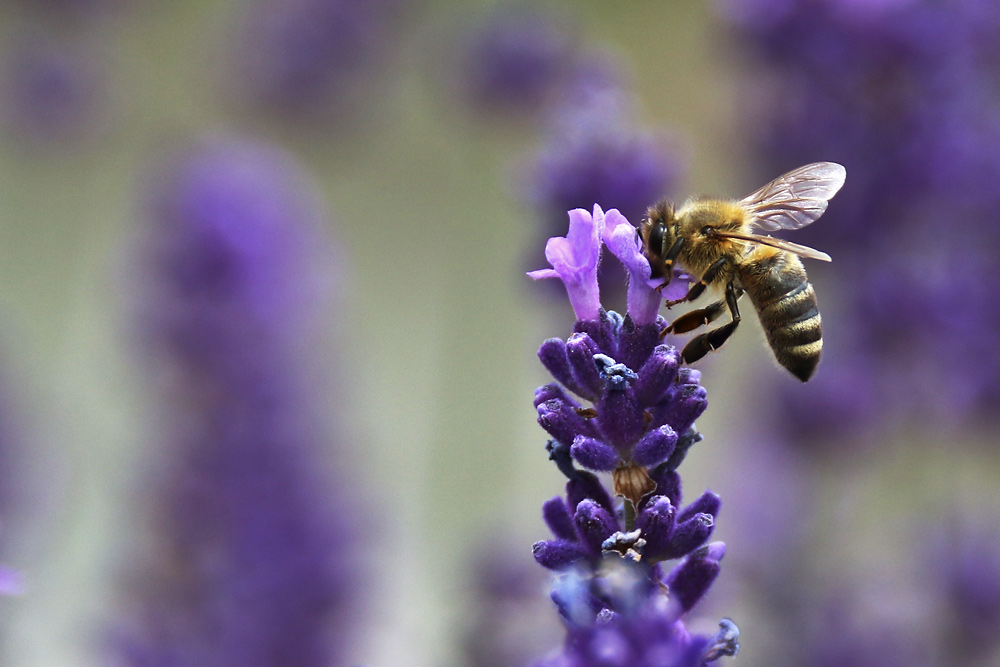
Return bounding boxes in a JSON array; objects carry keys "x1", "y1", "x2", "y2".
[
  {"x1": 665, "y1": 257, "x2": 728, "y2": 308},
  {"x1": 680, "y1": 282, "x2": 742, "y2": 364}
]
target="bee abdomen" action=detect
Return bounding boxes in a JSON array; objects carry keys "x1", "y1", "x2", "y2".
[
  {"x1": 743, "y1": 257, "x2": 823, "y2": 382},
  {"x1": 759, "y1": 279, "x2": 822, "y2": 381}
]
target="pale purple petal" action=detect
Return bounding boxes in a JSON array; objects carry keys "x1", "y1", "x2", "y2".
[
  {"x1": 528, "y1": 205, "x2": 604, "y2": 320},
  {"x1": 601, "y1": 208, "x2": 661, "y2": 325}
]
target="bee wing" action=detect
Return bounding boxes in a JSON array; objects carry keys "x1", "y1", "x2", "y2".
[
  {"x1": 740, "y1": 162, "x2": 846, "y2": 232},
  {"x1": 713, "y1": 230, "x2": 832, "y2": 262}
]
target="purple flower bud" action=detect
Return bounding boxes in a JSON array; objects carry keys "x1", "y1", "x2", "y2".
[
  {"x1": 567, "y1": 471, "x2": 615, "y2": 515},
  {"x1": 677, "y1": 491, "x2": 721, "y2": 524},
  {"x1": 660, "y1": 428, "x2": 704, "y2": 473},
  {"x1": 615, "y1": 316, "x2": 667, "y2": 375},
  {"x1": 665, "y1": 542, "x2": 726, "y2": 613},
  {"x1": 646, "y1": 467, "x2": 682, "y2": 507},
  {"x1": 534, "y1": 382, "x2": 578, "y2": 410},
  {"x1": 537, "y1": 338, "x2": 578, "y2": 395},
  {"x1": 542, "y1": 496, "x2": 576, "y2": 542},
  {"x1": 228, "y1": 0, "x2": 405, "y2": 119},
  {"x1": 456, "y1": 6, "x2": 574, "y2": 117},
  {"x1": 635, "y1": 346, "x2": 682, "y2": 405},
  {"x1": 537, "y1": 397, "x2": 597, "y2": 447},
  {"x1": 571, "y1": 435, "x2": 620, "y2": 472},
  {"x1": 632, "y1": 425, "x2": 679, "y2": 468},
  {"x1": 574, "y1": 499, "x2": 620, "y2": 559},
  {"x1": 663, "y1": 513, "x2": 715, "y2": 561},
  {"x1": 565, "y1": 333, "x2": 604, "y2": 401},
  {"x1": 533, "y1": 539, "x2": 589, "y2": 571},
  {"x1": 594, "y1": 380, "x2": 644, "y2": 454},
  {"x1": 657, "y1": 382, "x2": 708, "y2": 436},
  {"x1": 574, "y1": 308, "x2": 625, "y2": 355},
  {"x1": 636, "y1": 496, "x2": 676, "y2": 561}
]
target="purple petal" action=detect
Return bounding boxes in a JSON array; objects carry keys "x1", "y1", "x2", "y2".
[
  {"x1": 602, "y1": 208, "x2": 661, "y2": 325},
  {"x1": 528, "y1": 206, "x2": 604, "y2": 321}
]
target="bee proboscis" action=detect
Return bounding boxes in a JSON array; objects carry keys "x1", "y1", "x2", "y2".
[{"x1": 640, "y1": 162, "x2": 846, "y2": 381}]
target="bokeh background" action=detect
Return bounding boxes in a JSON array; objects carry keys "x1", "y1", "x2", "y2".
[{"x1": 0, "y1": 1, "x2": 998, "y2": 665}]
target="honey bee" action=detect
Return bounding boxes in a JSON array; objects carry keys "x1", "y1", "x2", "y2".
[{"x1": 640, "y1": 162, "x2": 846, "y2": 381}]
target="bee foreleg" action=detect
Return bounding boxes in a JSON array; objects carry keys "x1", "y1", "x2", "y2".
[
  {"x1": 653, "y1": 237, "x2": 686, "y2": 292},
  {"x1": 680, "y1": 283, "x2": 743, "y2": 364},
  {"x1": 665, "y1": 257, "x2": 728, "y2": 308}
]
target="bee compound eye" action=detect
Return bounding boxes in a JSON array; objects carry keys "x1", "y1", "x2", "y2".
[{"x1": 647, "y1": 224, "x2": 665, "y2": 255}]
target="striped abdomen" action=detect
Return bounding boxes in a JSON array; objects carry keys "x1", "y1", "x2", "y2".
[{"x1": 738, "y1": 251, "x2": 822, "y2": 381}]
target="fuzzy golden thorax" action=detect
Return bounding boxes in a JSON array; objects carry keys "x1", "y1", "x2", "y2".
[{"x1": 672, "y1": 198, "x2": 750, "y2": 289}]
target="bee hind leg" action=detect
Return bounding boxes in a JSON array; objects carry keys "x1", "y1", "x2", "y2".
[
  {"x1": 667, "y1": 299, "x2": 728, "y2": 335},
  {"x1": 680, "y1": 283, "x2": 742, "y2": 364}
]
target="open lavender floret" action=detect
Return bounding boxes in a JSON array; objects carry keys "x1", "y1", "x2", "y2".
[{"x1": 528, "y1": 206, "x2": 738, "y2": 666}]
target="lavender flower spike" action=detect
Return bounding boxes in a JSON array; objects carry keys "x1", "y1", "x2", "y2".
[
  {"x1": 528, "y1": 205, "x2": 605, "y2": 321},
  {"x1": 530, "y1": 204, "x2": 737, "y2": 665}
]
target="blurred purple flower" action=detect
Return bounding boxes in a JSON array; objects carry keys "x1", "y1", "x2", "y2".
[
  {"x1": 528, "y1": 110, "x2": 679, "y2": 243},
  {"x1": 111, "y1": 137, "x2": 362, "y2": 666},
  {"x1": 229, "y1": 0, "x2": 406, "y2": 119},
  {"x1": 462, "y1": 542, "x2": 560, "y2": 667},
  {"x1": 0, "y1": 35, "x2": 107, "y2": 145},
  {"x1": 929, "y1": 521, "x2": 1000, "y2": 661},
  {"x1": 456, "y1": 6, "x2": 576, "y2": 117}
]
